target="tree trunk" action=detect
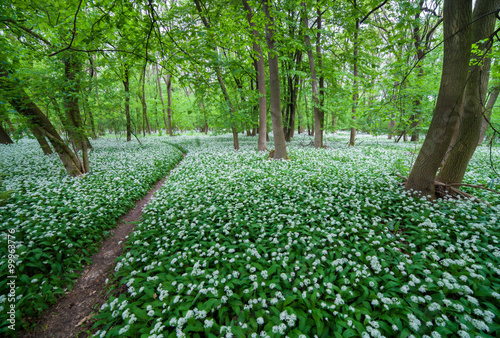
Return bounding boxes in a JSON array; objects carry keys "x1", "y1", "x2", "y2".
[
  {"x1": 123, "y1": 65, "x2": 132, "y2": 142},
  {"x1": 140, "y1": 66, "x2": 152, "y2": 135},
  {"x1": 243, "y1": 0, "x2": 267, "y2": 151},
  {"x1": 155, "y1": 65, "x2": 167, "y2": 135},
  {"x1": 162, "y1": 75, "x2": 173, "y2": 137},
  {"x1": 478, "y1": 87, "x2": 499, "y2": 145},
  {"x1": 437, "y1": 0, "x2": 498, "y2": 185},
  {"x1": 194, "y1": 0, "x2": 239, "y2": 150},
  {"x1": 30, "y1": 125, "x2": 53, "y2": 154},
  {"x1": 0, "y1": 123, "x2": 13, "y2": 144},
  {"x1": 350, "y1": 10, "x2": 359, "y2": 147},
  {"x1": 0, "y1": 63, "x2": 84, "y2": 176},
  {"x1": 405, "y1": 0, "x2": 472, "y2": 197},
  {"x1": 262, "y1": 0, "x2": 288, "y2": 159},
  {"x1": 302, "y1": 2, "x2": 322, "y2": 148},
  {"x1": 63, "y1": 53, "x2": 89, "y2": 173},
  {"x1": 316, "y1": 6, "x2": 325, "y2": 142}
]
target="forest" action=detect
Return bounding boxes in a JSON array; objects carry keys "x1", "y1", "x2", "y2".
[{"x1": 0, "y1": 0, "x2": 500, "y2": 337}]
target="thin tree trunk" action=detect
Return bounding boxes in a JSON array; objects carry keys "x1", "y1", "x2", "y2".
[
  {"x1": 478, "y1": 87, "x2": 499, "y2": 145},
  {"x1": 123, "y1": 65, "x2": 132, "y2": 142},
  {"x1": 405, "y1": 0, "x2": 472, "y2": 197},
  {"x1": 155, "y1": 65, "x2": 167, "y2": 134},
  {"x1": 194, "y1": 0, "x2": 239, "y2": 150},
  {"x1": 301, "y1": 2, "x2": 322, "y2": 148},
  {"x1": 262, "y1": 0, "x2": 287, "y2": 159},
  {"x1": 243, "y1": 0, "x2": 267, "y2": 151},
  {"x1": 350, "y1": 11, "x2": 359, "y2": 147},
  {"x1": 316, "y1": 6, "x2": 325, "y2": 143},
  {"x1": 437, "y1": 0, "x2": 498, "y2": 185},
  {"x1": 140, "y1": 66, "x2": 152, "y2": 135},
  {"x1": 30, "y1": 125, "x2": 53, "y2": 154},
  {"x1": 162, "y1": 75, "x2": 173, "y2": 137}
]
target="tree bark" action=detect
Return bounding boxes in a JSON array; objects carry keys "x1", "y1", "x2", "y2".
[
  {"x1": 162, "y1": 75, "x2": 174, "y2": 137},
  {"x1": 405, "y1": 0, "x2": 472, "y2": 197},
  {"x1": 30, "y1": 125, "x2": 53, "y2": 154},
  {"x1": 242, "y1": 0, "x2": 267, "y2": 151},
  {"x1": 0, "y1": 123, "x2": 13, "y2": 144},
  {"x1": 63, "y1": 53, "x2": 89, "y2": 173},
  {"x1": 350, "y1": 7, "x2": 359, "y2": 147},
  {"x1": 194, "y1": 0, "x2": 239, "y2": 150},
  {"x1": 262, "y1": 0, "x2": 288, "y2": 159},
  {"x1": 301, "y1": 2, "x2": 323, "y2": 148},
  {"x1": 478, "y1": 87, "x2": 499, "y2": 145},
  {"x1": 437, "y1": 0, "x2": 498, "y2": 184},
  {"x1": 123, "y1": 64, "x2": 132, "y2": 142},
  {"x1": 139, "y1": 66, "x2": 152, "y2": 135},
  {"x1": 0, "y1": 63, "x2": 84, "y2": 176}
]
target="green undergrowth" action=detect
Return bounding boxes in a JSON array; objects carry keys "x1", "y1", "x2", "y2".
[
  {"x1": 90, "y1": 134, "x2": 500, "y2": 338},
  {"x1": 0, "y1": 138, "x2": 183, "y2": 334}
]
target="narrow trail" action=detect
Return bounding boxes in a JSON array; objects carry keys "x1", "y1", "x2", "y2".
[{"x1": 19, "y1": 155, "x2": 185, "y2": 338}]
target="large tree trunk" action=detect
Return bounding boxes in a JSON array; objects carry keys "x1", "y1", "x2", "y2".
[
  {"x1": 63, "y1": 53, "x2": 89, "y2": 173},
  {"x1": 0, "y1": 64, "x2": 84, "y2": 176},
  {"x1": 243, "y1": 0, "x2": 267, "y2": 151},
  {"x1": 302, "y1": 2, "x2": 322, "y2": 148},
  {"x1": 478, "y1": 87, "x2": 499, "y2": 145},
  {"x1": 405, "y1": 0, "x2": 472, "y2": 197},
  {"x1": 123, "y1": 65, "x2": 132, "y2": 142},
  {"x1": 0, "y1": 123, "x2": 13, "y2": 144},
  {"x1": 436, "y1": 0, "x2": 498, "y2": 185},
  {"x1": 262, "y1": 0, "x2": 288, "y2": 159}
]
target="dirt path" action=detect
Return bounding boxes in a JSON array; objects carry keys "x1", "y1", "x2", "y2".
[{"x1": 19, "y1": 156, "x2": 184, "y2": 338}]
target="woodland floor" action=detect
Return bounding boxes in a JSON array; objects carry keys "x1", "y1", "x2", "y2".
[{"x1": 18, "y1": 155, "x2": 185, "y2": 338}]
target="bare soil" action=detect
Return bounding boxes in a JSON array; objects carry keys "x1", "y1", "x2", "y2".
[{"x1": 19, "y1": 157, "x2": 184, "y2": 338}]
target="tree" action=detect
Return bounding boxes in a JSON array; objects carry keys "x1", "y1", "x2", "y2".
[
  {"x1": 242, "y1": 0, "x2": 267, "y2": 151},
  {"x1": 263, "y1": 0, "x2": 288, "y2": 159},
  {"x1": 436, "y1": 0, "x2": 499, "y2": 185},
  {"x1": 405, "y1": 0, "x2": 472, "y2": 197}
]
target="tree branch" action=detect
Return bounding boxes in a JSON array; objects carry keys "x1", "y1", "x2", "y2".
[{"x1": 49, "y1": 0, "x2": 84, "y2": 56}]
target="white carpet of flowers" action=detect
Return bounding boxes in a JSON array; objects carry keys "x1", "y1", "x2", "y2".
[
  {"x1": 0, "y1": 138, "x2": 183, "y2": 333},
  {"x1": 86, "y1": 133, "x2": 500, "y2": 338}
]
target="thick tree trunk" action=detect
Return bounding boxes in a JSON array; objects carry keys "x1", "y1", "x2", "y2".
[
  {"x1": 63, "y1": 53, "x2": 89, "y2": 173},
  {"x1": 478, "y1": 87, "x2": 499, "y2": 145},
  {"x1": 0, "y1": 64, "x2": 84, "y2": 176},
  {"x1": 263, "y1": 0, "x2": 288, "y2": 159},
  {"x1": 123, "y1": 65, "x2": 132, "y2": 142},
  {"x1": 302, "y1": 2, "x2": 322, "y2": 148},
  {"x1": 405, "y1": 0, "x2": 472, "y2": 197},
  {"x1": 0, "y1": 123, "x2": 13, "y2": 144},
  {"x1": 437, "y1": 0, "x2": 498, "y2": 185},
  {"x1": 243, "y1": 0, "x2": 267, "y2": 151}
]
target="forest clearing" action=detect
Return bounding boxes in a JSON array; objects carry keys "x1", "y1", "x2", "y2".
[
  {"x1": 1, "y1": 134, "x2": 500, "y2": 337},
  {"x1": 1, "y1": 0, "x2": 500, "y2": 337}
]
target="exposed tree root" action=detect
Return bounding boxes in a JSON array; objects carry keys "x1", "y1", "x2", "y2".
[{"x1": 396, "y1": 173, "x2": 494, "y2": 207}]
